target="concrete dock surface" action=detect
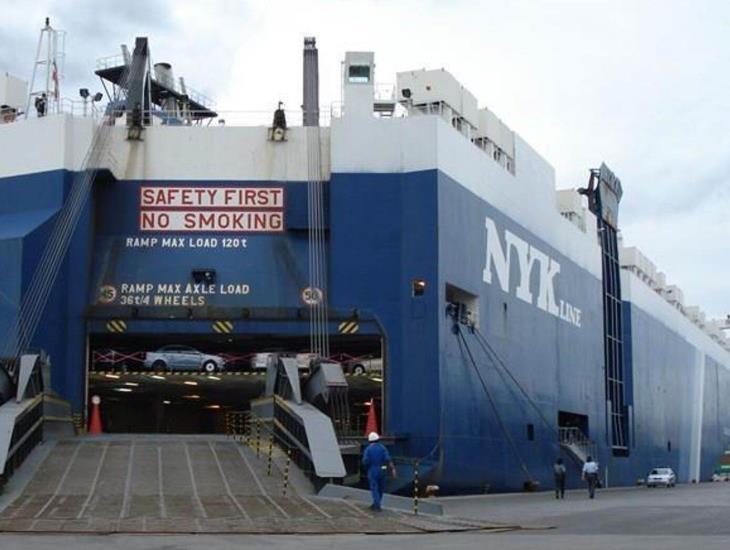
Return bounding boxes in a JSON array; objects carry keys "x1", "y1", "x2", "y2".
[{"x1": 1, "y1": 436, "x2": 730, "y2": 547}]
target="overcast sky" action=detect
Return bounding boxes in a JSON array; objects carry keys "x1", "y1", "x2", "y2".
[{"x1": 1, "y1": 0, "x2": 728, "y2": 319}]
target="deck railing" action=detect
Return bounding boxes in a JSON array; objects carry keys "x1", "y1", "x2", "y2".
[{"x1": 0, "y1": 356, "x2": 46, "y2": 489}]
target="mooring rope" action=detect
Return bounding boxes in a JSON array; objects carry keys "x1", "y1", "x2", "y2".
[{"x1": 455, "y1": 325, "x2": 534, "y2": 482}]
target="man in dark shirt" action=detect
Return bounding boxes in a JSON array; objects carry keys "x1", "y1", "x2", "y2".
[
  {"x1": 553, "y1": 457, "x2": 566, "y2": 499},
  {"x1": 362, "y1": 432, "x2": 396, "y2": 511},
  {"x1": 35, "y1": 93, "x2": 47, "y2": 117}
]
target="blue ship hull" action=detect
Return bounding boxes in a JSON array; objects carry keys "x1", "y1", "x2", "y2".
[{"x1": 1, "y1": 166, "x2": 729, "y2": 493}]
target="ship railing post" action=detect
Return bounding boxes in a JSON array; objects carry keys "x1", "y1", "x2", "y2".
[
  {"x1": 282, "y1": 448, "x2": 292, "y2": 496},
  {"x1": 266, "y1": 433, "x2": 274, "y2": 476},
  {"x1": 413, "y1": 460, "x2": 420, "y2": 515}
]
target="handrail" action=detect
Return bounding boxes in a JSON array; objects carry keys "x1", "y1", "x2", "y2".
[
  {"x1": 0, "y1": 355, "x2": 45, "y2": 489},
  {"x1": 1, "y1": 395, "x2": 44, "y2": 476},
  {"x1": 226, "y1": 405, "x2": 317, "y2": 481},
  {"x1": 558, "y1": 426, "x2": 597, "y2": 461},
  {"x1": 374, "y1": 83, "x2": 396, "y2": 101},
  {"x1": 558, "y1": 426, "x2": 591, "y2": 445},
  {"x1": 96, "y1": 53, "x2": 126, "y2": 70},
  {"x1": 95, "y1": 53, "x2": 214, "y2": 110},
  {"x1": 110, "y1": 108, "x2": 332, "y2": 127}
]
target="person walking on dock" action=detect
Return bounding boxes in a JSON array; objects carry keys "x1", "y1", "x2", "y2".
[
  {"x1": 553, "y1": 457, "x2": 566, "y2": 499},
  {"x1": 582, "y1": 456, "x2": 600, "y2": 499},
  {"x1": 362, "y1": 432, "x2": 396, "y2": 511}
]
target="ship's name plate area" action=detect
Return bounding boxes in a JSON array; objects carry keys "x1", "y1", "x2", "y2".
[
  {"x1": 139, "y1": 186, "x2": 284, "y2": 232},
  {"x1": 483, "y1": 216, "x2": 583, "y2": 328},
  {"x1": 100, "y1": 282, "x2": 252, "y2": 306}
]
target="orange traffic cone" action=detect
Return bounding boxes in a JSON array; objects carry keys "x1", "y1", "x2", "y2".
[
  {"x1": 364, "y1": 399, "x2": 379, "y2": 436},
  {"x1": 88, "y1": 395, "x2": 103, "y2": 435}
]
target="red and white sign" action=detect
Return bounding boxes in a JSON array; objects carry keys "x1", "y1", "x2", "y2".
[{"x1": 139, "y1": 186, "x2": 285, "y2": 232}]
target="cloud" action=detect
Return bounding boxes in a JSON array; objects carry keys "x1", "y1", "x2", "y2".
[
  {"x1": 621, "y1": 158, "x2": 730, "y2": 221},
  {"x1": 0, "y1": 1, "x2": 246, "y2": 108},
  {"x1": 621, "y1": 193, "x2": 730, "y2": 318}
]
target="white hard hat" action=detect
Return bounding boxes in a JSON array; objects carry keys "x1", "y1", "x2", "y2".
[{"x1": 368, "y1": 432, "x2": 379, "y2": 442}]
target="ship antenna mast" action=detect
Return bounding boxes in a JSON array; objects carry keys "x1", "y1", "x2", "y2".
[{"x1": 25, "y1": 17, "x2": 66, "y2": 118}]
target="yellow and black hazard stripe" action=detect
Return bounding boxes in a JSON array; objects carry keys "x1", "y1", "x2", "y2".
[
  {"x1": 338, "y1": 319, "x2": 359, "y2": 335},
  {"x1": 212, "y1": 320, "x2": 234, "y2": 334},
  {"x1": 106, "y1": 319, "x2": 127, "y2": 333}
]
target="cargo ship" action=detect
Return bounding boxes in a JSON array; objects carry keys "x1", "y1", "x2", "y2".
[{"x1": 1, "y1": 20, "x2": 729, "y2": 493}]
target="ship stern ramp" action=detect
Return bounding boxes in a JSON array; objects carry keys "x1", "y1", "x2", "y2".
[{"x1": 0, "y1": 434, "x2": 513, "y2": 534}]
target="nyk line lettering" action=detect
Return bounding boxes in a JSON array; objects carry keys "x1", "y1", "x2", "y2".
[{"x1": 483, "y1": 216, "x2": 582, "y2": 328}]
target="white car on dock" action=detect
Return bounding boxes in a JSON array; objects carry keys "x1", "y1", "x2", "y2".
[{"x1": 646, "y1": 468, "x2": 676, "y2": 488}]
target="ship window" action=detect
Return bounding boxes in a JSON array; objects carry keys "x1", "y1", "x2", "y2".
[
  {"x1": 527, "y1": 423, "x2": 535, "y2": 441},
  {"x1": 446, "y1": 284, "x2": 480, "y2": 328},
  {"x1": 348, "y1": 65, "x2": 370, "y2": 83},
  {"x1": 412, "y1": 279, "x2": 427, "y2": 297}
]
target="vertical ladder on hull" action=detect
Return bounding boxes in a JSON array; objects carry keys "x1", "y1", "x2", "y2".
[{"x1": 580, "y1": 164, "x2": 631, "y2": 455}]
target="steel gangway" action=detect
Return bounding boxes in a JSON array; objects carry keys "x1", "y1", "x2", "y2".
[
  {"x1": 248, "y1": 357, "x2": 348, "y2": 489},
  {"x1": 558, "y1": 426, "x2": 598, "y2": 465}
]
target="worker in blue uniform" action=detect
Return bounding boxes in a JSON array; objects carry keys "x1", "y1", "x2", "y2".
[{"x1": 362, "y1": 432, "x2": 396, "y2": 511}]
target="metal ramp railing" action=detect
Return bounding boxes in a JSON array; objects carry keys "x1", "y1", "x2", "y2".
[
  {"x1": 0, "y1": 354, "x2": 47, "y2": 489},
  {"x1": 558, "y1": 426, "x2": 597, "y2": 465},
  {"x1": 226, "y1": 397, "x2": 346, "y2": 490},
  {"x1": 239, "y1": 356, "x2": 349, "y2": 489},
  {"x1": 254, "y1": 395, "x2": 346, "y2": 486}
]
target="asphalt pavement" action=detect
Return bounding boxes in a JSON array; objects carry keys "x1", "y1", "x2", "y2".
[
  {"x1": 440, "y1": 479, "x2": 730, "y2": 535},
  {"x1": 1, "y1": 476, "x2": 729, "y2": 548}
]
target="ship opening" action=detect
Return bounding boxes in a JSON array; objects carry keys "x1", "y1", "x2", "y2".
[{"x1": 87, "y1": 332, "x2": 384, "y2": 435}]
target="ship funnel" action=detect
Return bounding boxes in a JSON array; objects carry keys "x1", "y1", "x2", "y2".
[
  {"x1": 302, "y1": 37, "x2": 319, "y2": 127},
  {"x1": 153, "y1": 62, "x2": 178, "y2": 115},
  {"x1": 153, "y1": 62, "x2": 174, "y2": 89}
]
